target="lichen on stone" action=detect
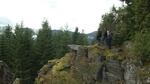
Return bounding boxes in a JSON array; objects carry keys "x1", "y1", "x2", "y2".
[{"x1": 35, "y1": 44, "x2": 150, "y2": 84}]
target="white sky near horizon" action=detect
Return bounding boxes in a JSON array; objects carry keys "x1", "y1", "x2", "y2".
[{"x1": 0, "y1": 0, "x2": 122, "y2": 33}]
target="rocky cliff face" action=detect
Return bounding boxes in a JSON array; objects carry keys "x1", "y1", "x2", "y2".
[
  {"x1": 35, "y1": 44, "x2": 150, "y2": 84},
  {"x1": 0, "y1": 60, "x2": 14, "y2": 84}
]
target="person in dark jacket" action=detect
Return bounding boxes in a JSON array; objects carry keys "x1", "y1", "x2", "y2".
[
  {"x1": 96, "y1": 30, "x2": 102, "y2": 44},
  {"x1": 102, "y1": 31, "x2": 107, "y2": 45},
  {"x1": 106, "y1": 30, "x2": 112, "y2": 49}
]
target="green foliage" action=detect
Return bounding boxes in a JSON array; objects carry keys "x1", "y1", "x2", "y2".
[
  {"x1": 0, "y1": 18, "x2": 88, "y2": 84},
  {"x1": 133, "y1": 0, "x2": 150, "y2": 32},
  {"x1": 97, "y1": 6, "x2": 135, "y2": 45},
  {"x1": 96, "y1": 0, "x2": 150, "y2": 62},
  {"x1": 78, "y1": 33, "x2": 88, "y2": 45},
  {"x1": 0, "y1": 34, "x2": 6, "y2": 61},
  {"x1": 132, "y1": 32, "x2": 150, "y2": 61},
  {"x1": 129, "y1": 0, "x2": 150, "y2": 62},
  {"x1": 0, "y1": 25, "x2": 15, "y2": 69},
  {"x1": 72, "y1": 27, "x2": 88, "y2": 45},
  {"x1": 52, "y1": 26, "x2": 88, "y2": 58},
  {"x1": 72, "y1": 27, "x2": 79, "y2": 44},
  {"x1": 1, "y1": 24, "x2": 36, "y2": 84},
  {"x1": 34, "y1": 20, "x2": 53, "y2": 66},
  {"x1": 14, "y1": 24, "x2": 34, "y2": 84},
  {"x1": 52, "y1": 28, "x2": 72, "y2": 58}
]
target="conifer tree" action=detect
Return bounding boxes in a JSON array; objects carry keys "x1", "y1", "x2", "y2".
[
  {"x1": 0, "y1": 33, "x2": 5, "y2": 61},
  {"x1": 14, "y1": 24, "x2": 34, "y2": 84},
  {"x1": 72, "y1": 27, "x2": 88, "y2": 45},
  {"x1": 34, "y1": 20, "x2": 53, "y2": 67},
  {"x1": 79, "y1": 33, "x2": 88, "y2": 45},
  {"x1": 72, "y1": 27, "x2": 79, "y2": 44},
  {"x1": 52, "y1": 26, "x2": 72, "y2": 58},
  {"x1": 0, "y1": 25, "x2": 15, "y2": 69}
]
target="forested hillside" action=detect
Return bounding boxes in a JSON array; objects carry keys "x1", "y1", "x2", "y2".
[{"x1": 0, "y1": 20, "x2": 88, "y2": 84}]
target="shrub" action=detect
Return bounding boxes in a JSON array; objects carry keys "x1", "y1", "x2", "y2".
[{"x1": 131, "y1": 32, "x2": 150, "y2": 62}]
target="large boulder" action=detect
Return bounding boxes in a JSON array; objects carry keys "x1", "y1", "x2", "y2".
[{"x1": 35, "y1": 44, "x2": 149, "y2": 84}]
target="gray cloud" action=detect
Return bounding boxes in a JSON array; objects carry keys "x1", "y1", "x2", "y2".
[{"x1": 0, "y1": 17, "x2": 12, "y2": 26}]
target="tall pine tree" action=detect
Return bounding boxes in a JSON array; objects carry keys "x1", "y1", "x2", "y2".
[
  {"x1": 34, "y1": 20, "x2": 53, "y2": 68},
  {"x1": 0, "y1": 25, "x2": 15, "y2": 69},
  {"x1": 72, "y1": 27, "x2": 79, "y2": 44},
  {"x1": 14, "y1": 24, "x2": 34, "y2": 84}
]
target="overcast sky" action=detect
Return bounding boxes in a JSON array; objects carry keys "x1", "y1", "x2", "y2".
[{"x1": 0, "y1": 0, "x2": 122, "y2": 33}]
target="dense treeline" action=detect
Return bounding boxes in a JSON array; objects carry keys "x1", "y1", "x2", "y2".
[
  {"x1": 0, "y1": 20, "x2": 88, "y2": 84},
  {"x1": 97, "y1": 0, "x2": 150, "y2": 62}
]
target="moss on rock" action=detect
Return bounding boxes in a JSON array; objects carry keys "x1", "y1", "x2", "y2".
[{"x1": 35, "y1": 44, "x2": 149, "y2": 84}]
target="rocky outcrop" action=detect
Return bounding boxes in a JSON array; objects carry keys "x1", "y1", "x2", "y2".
[
  {"x1": 102, "y1": 60, "x2": 124, "y2": 84},
  {"x1": 35, "y1": 44, "x2": 150, "y2": 84},
  {"x1": 0, "y1": 60, "x2": 14, "y2": 84},
  {"x1": 12, "y1": 78, "x2": 21, "y2": 84},
  {"x1": 122, "y1": 60, "x2": 139, "y2": 84}
]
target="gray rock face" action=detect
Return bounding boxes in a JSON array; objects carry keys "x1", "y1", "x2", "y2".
[
  {"x1": 95, "y1": 59, "x2": 144, "y2": 84},
  {"x1": 96, "y1": 59, "x2": 124, "y2": 84},
  {"x1": 68, "y1": 45, "x2": 80, "y2": 51},
  {"x1": 122, "y1": 60, "x2": 142, "y2": 84},
  {"x1": 68, "y1": 45, "x2": 142, "y2": 84},
  {"x1": 68, "y1": 45, "x2": 149, "y2": 84},
  {"x1": 106, "y1": 60, "x2": 124, "y2": 83},
  {"x1": 0, "y1": 61, "x2": 14, "y2": 84},
  {"x1": 124, "y1": 62, "x2": 137, "y2": 84},
  {"x1": 36, "y1": 45, "x2": 149, "y2": 84}
]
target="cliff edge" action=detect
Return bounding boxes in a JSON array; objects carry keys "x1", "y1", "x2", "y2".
[{"x1": 35, "y1": 44, "x2": 150, "y2": 84}]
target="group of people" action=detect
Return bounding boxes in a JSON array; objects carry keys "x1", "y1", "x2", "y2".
[{"x1": 97, "y1": 30, "x2": 112, "y2": 49}]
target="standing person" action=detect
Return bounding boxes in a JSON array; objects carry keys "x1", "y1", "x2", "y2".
[
  {"x1": 106, "y1": 30, "x2": 112, "y2": 49},
  {"x1": 102, "y1": 31, "x2": 107, "y2": 45},
  {"x1": 96, "y1": 30, "x2": 102, "y2": 44}
]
